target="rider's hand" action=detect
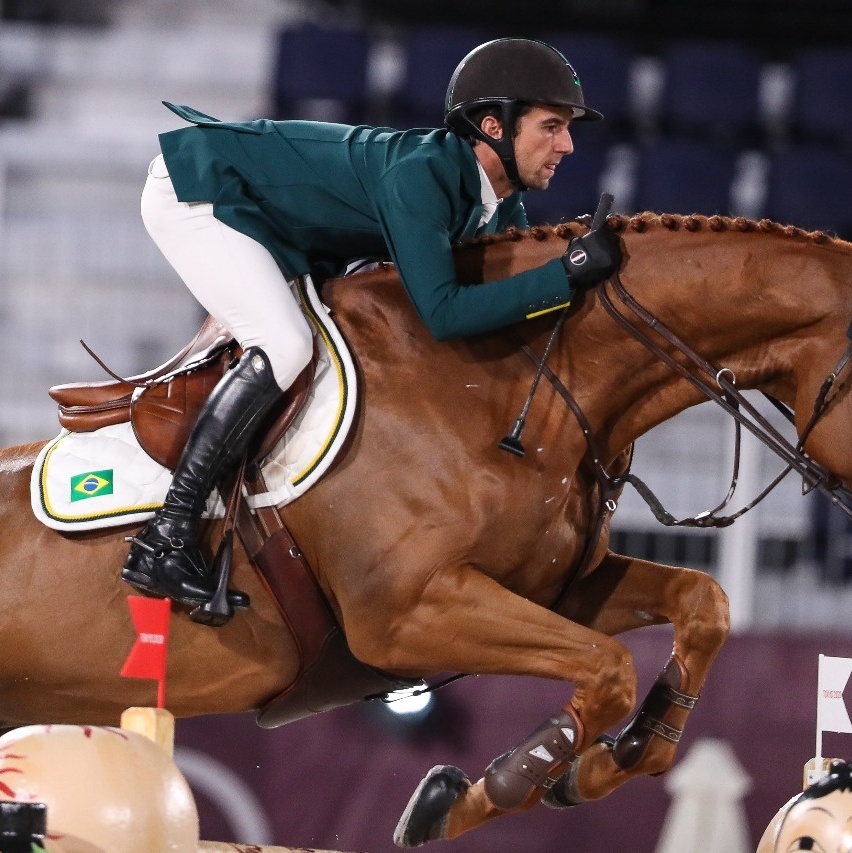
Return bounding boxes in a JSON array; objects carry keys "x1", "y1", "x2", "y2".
[{"x1": 561, "y1": 226, "x2": 622, "y2": 290}]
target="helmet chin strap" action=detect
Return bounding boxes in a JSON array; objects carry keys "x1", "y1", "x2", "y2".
[
  {"x1": 450, "y1": 101, "x2": 526, "y2": 191},
  {"x1": 481, "y1": 102, "x2": 526, "y2": 191}
]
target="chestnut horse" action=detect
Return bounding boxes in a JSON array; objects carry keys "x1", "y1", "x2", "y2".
[{"x1": 2, "y1": 213, "x2": 851, "y2": 844}]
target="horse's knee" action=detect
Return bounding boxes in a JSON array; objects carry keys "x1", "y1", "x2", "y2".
[
  {"x1": 575, "y1": 638, "x2": 636, "y2": 729},
  {"x1": 678, "y1": 573, "x2": 730, "y2": 651}
]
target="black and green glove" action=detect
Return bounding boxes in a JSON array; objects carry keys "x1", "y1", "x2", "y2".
[{"x1": 561, "y1": 226, "x2": 623, "y2": 290}]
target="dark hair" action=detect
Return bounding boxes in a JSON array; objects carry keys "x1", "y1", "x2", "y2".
[
  {"x1": 774, "y1": 760, "x2": 852, "y2": 849},
  {"x1": 800, "y1": 760, "x2": 852, "y2": 801}
]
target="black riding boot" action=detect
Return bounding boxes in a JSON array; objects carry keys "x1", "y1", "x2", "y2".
[{"x1": 122, "y1": 347, "x2": 283, "y2": 610}]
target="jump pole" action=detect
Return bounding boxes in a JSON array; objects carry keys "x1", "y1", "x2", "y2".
[{"x1": 198, "y1": 844, "x2": 349, "y2": 852}]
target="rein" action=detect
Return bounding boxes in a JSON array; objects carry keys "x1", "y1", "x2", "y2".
[
  {"x1": 515, "y1": 269, "x2": 852, "y2": 611},
  {"x1": 516, "y1": 341, "x2": 626, "y2": 611},
  {"x1": 597, "y1": 271, "x2": 852, "y2": 523}
]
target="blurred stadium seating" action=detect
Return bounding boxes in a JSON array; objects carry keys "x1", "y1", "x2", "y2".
[
  {"x1": 787, "y1": 47, "x2": 852, "y2": 150},
  {"x1": 387, "y1": 24, "x2": 492, "y2": 129},
  {"x1": 632, "y1": 139, "x2": 740, "y2": 215},
  {"x1": 271, "y1": 22, "x2": 373, "y2": 123},
  {"x1": 763, "y1": 144, "x2": 852, "y2": 238}
]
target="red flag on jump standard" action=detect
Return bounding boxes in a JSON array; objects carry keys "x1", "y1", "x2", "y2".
[{"x1": 120, "y1": 596, "x2": 170, "y2": 708}]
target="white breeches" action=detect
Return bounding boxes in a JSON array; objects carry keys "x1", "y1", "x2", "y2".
[{"x1": 140, "y1": 154, "x2": 313, "y2": 391}]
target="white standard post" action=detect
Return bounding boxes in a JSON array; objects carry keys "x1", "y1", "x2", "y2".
[
  {"x1": 655, "y1": 738, "x2": 752, "y2": 853},
  {"x1": 805, "y1": 653, "x2": 841, "y2": 787},
  {"x1": 815, "y1": 653, "x2": 825, "y2": 780},
  {"x1": 716, "y1": 421, "x2": 762, "y2": 630}
]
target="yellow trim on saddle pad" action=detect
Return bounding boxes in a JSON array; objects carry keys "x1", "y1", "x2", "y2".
[
  {"x1": 32, "y1": 422, "x2": 172, "y2": 530},
  {"x1": 246, "y1": 274, "x2": 358, "y2": 508}
]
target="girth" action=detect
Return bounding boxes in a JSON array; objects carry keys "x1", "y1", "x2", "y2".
[{"x1": 236, "y1": 466, "x2": 420, "y2": 728}]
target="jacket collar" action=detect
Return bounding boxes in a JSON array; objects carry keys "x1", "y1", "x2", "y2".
[{"x1": 457, "y1": 142, "x2": 490, "y2": 241}]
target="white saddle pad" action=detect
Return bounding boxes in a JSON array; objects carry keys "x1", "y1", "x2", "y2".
[{"x1": 31, "y1": 274, "x2": 357, "y2": 531}]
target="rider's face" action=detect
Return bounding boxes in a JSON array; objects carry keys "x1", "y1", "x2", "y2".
[{"x1": 512, "y1": 104, "x2": 574, "y2": 191}]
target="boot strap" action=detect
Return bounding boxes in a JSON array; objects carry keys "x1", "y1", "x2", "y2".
[{"x1": 123, "y1": 533, "x2": 184, "y2": 559}]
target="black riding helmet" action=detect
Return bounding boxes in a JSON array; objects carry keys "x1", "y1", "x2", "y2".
[{"x1": 445, "y1": 38, "x2": 603, "y2": 190}]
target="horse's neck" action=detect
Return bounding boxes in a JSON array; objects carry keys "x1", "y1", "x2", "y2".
[
  {"x1": 324, "y1": 221, "x2": 852, "y2": 466},
  {"x1": 560, "y1": 224, "x2": 852, "y2": 461}
]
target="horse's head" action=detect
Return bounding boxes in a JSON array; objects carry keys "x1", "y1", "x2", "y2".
[
  {"x1": 462, "y1": 213, "x2": 852, "y2": 490},
  {"x1": 603, "y1": 213, "x2": 852, "y2": 491}
]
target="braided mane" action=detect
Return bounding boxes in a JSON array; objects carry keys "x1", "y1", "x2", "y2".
[
  {"x1": 471, "y1": 212, "x2": 845, "y2": 248},
  {"x1": 336, "y1": 212, "x2": 848, "y2": 289}
]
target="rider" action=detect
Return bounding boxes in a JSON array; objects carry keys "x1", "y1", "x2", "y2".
[{"x1": 121, "y1": 37, "x2": 623, "y2": 616}]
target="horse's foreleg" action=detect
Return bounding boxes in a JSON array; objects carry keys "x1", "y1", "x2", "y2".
[
  {"x1": 551, "y1": 551, "x2": 730, "y2": 805},
  {"x1": 358, "y1": 565, "x2": 636, "y2": 846},
  {"x1": 395, "y1": 707, "x2": 584, "y2": 847}
]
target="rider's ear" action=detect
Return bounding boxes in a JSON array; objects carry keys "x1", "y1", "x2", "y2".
[{"x1": 479, "y1": 114, "x2": 504, "y2": 141}]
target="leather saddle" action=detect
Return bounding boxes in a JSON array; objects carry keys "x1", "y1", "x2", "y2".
[
  {"x1": 48, "y1": 315, "x2": 315, "y2": 470},
  {"x1": 48, "y1": 316, "x2": 415, "y2": 725}
]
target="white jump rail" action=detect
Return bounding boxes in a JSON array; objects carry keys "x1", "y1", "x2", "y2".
[{"x1": 199, "y1": 844, "x2": 349, "y2": 852}]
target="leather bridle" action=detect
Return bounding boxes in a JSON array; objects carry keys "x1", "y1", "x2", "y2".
[
  {"x1": 596, "y1": 270, "x2": 852, "y2": 523},
  {"x1": 515, "y1": 271, "x2": 852, "y2": 610}
]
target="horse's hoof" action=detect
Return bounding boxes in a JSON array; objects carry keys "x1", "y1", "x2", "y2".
[
  {"x1": 542, "y1": 734, "x2": 616, "y2": 810},
  {"x1": 393, "y1": 765, "x2": 468, "y2": 847}
]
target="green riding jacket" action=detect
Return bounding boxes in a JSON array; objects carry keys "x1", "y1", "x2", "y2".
[{"x1": 158, "y1": 102, "x2": 572, "y2": 341}]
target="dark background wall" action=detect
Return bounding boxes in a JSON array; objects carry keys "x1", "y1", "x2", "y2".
[
  {"x1": 326, "y1": 0, "x2": 852, "y2": 52},
  {"x1": 5, "y1": 0, "x2": 852, "y2": 51}
]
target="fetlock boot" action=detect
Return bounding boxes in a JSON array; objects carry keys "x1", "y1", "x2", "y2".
[{"x1": 121, "y1": 347, "x2": 284, "y2": 610}]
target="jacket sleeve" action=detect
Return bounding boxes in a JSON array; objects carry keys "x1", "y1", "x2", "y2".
[{"x1": 373, "y1": 156, "x2": 571, "y2": 341}]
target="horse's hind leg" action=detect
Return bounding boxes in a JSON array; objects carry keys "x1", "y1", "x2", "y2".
[{"x1": 550, "y1": 550, "x2": 731, "y2": 806}]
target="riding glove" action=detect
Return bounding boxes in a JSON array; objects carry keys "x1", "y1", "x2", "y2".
[{"x1": 561, "y1": 226, "x2": 623, "y2": 290}]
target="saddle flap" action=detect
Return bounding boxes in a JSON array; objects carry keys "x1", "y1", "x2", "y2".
[
  {"x1": 131, "y1": 347, "x2": 235, "y2": 470},
  {"x1": 132, "y1": 343, "x2": 318, "y2": 472}
]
